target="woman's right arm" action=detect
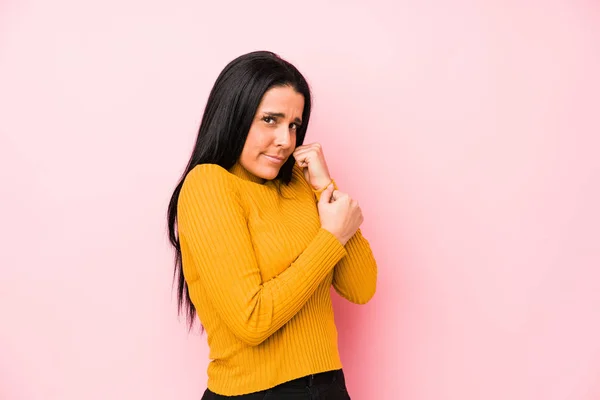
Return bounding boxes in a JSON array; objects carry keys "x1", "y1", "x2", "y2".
[{"x1": 177, "y1": 164, "x2": 347, "y2": 346}]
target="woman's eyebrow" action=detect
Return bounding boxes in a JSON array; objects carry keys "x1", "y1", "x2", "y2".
[{"x1": 262, "y1": 111, "x2": 302, "y2": 125}]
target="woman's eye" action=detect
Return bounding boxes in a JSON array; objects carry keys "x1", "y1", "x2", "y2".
[
  {"x1": 262, "y1": 116, "x2": 275, "y2": 124},
  {"x1": 290, "y1": 123, "x2": 299, "y2": 130}
]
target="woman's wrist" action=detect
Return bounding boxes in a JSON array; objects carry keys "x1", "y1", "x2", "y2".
[
  {"x1": 312, "y1": 179, "x2": 337, "y2": 201},
  {"x1": 321, "y1": 226, "x2": 347, "y2": 246},
  {"x1": 312, "y1": 178, "x2": 335, "y2": 192}
]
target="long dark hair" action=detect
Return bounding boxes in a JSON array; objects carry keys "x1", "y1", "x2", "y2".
[{"x1": 167, "y1": 51, "x2": 312, "y2": 329}]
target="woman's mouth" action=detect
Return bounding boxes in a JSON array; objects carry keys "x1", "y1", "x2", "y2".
[{"x1": 263, "y1": 154, "x2": 285, "y2": 164}]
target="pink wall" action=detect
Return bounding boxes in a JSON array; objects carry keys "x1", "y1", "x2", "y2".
[{"x1": 1, "y1": 0, "x2": 599, "y2": 399}]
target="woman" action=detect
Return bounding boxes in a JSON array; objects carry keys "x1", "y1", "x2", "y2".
[{"x1": 167, "y1": 51, "x2": 377, "y2": 399}]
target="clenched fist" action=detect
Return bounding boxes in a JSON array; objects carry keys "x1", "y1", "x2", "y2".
[
  {"x1": 318, "y1": 184, "x2": 363, "y2": 245},
  {"x1": 293, "y1": 142, "x2": 332, "y2": 190}
]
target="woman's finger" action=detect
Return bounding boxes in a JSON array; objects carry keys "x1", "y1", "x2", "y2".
[{"x1": 293, "y1": 148, "x2": 316, "y2": 159}]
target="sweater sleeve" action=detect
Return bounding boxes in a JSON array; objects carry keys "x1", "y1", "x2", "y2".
[
  {"x1": 312, "y1": 179, "x2": 338, "y2": 201},
  {"x1": 292, "y1": 166, "x2": 378, "y2": 304},
  {"x1": 332, "y1": 228, "x2": 378, "y2": 304},
  {"x1": 177, "y1": 164, "x2": 347, "y2": 346}
]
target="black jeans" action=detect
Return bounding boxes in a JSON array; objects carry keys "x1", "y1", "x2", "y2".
[{"x1": 201, "y1": 369, "x2": 351, "y2": 400}]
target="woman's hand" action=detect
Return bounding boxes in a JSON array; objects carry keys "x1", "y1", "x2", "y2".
[
  {"x1": 293, "y1": 142, "x2": 332, "y2": 190},
  {"x1": 318, "y1": 185, "x2": 363, "y2": 245}
]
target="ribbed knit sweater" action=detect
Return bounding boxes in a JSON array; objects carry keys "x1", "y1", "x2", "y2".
[{"x1": 177, "y1": 162, "x2": 377, "y2": 395}]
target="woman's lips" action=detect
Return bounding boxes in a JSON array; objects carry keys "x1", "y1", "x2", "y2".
[{"x1": 263, "y1": 154, "x2": 285, "y2": 164}]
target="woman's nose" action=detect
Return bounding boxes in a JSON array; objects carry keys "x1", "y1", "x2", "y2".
[{"x1": 274, "y1": 126, "x2": 292, "y2": 147}]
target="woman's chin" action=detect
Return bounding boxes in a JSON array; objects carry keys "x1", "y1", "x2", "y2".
[
  {"x1": 260, "y1": 169, "x2": 279, "y2": 181},
  {"x1": 256, "y1": 164, "x2": 282, "y2": 180}
]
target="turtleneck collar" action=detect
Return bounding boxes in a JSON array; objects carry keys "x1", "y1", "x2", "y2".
[{"x1": 229, "y1": 163, "x2": 266, "y2": 184}]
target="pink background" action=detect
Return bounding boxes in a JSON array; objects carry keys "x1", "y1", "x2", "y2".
[{"x1": 1, "y1": 0, "x2": 599, "y2": 399}]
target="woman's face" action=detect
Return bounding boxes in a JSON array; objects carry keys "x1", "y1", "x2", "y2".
[{"x1": 239, "y1": 85, "x2": 305, "y2": 180}]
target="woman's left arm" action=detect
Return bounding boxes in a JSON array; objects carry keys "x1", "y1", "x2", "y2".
[
  {"x1": 312, "y1": 177, "x2": 377, "y2": 304},
  {"x1": 332, "y1": 229, "x2": 377, "y2": 304},
  {"x1": 293, "y1": 143, "x2": 377, "y2": 304}
]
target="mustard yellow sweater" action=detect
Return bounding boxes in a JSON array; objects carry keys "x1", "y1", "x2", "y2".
[{"x1": 177, "y1": 162, "x2": 377, "y2": 395}]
